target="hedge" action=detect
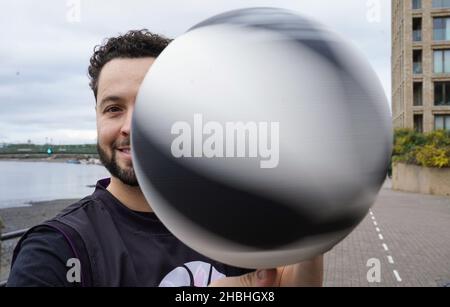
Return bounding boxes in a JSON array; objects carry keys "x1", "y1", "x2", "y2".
[{"x1": 392, "y1": 128, "x2": 450, "y2": 168}]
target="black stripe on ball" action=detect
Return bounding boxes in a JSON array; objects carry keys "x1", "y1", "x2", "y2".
[{"x1": 132, "y1": 121, "x2": 361, "y2": 249}]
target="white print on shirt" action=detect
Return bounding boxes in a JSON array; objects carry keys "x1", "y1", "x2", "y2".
[{"x1": 158, "y1": 261, "x2": 226, "y2": 287}]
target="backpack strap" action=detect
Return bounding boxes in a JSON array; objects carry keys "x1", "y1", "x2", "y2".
[
  {"x1": 42, "y1": 220, "x2": 93, "y2": 287},
  {"x1": 11, "y1": 220, "x2": 93, "y2": 287}
]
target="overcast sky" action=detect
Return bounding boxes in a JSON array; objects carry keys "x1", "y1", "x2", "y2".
[{"x1": 0, "y1": 0, "x2": 390, "y2": 144}]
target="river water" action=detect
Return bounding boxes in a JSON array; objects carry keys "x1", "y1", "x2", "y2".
[{"x1": 0, "y1": 161, "x2": 109, "y2": 209}]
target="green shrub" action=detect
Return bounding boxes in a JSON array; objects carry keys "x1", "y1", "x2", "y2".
[
  {"x1": 392, "y1": 129, "x2": 450, "y2": 168},
  {"x1": 415, "y1": 145, "x2": 449, "y2": 168}
]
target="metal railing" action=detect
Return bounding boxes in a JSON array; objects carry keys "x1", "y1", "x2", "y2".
[
  {"x1": 413, "y1": 62, "x2": 423, "y2": 74},
  {"x1": 0, "y1": 228, "x2": 29, "y2": 287},
  {"x1": 413, "y1": 30, "x2": 422, "y2": 42}
]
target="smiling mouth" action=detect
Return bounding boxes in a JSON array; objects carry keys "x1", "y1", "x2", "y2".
[{"x1": 117, "y1": 148, "x2": 131, "y2": 154}]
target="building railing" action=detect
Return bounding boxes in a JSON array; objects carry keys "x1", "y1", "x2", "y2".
[
  {"x1": 0, "y1": 228, "x2": 29, "y2": 287},
  {"x1": 413, "y1": 62, "x2": 423, "y2": 74},
  {"x1": 413, "y1": 30, "x2": 422, "y2": 42}
]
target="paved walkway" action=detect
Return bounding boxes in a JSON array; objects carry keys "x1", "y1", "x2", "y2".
[{"x1": 324, "y1": 179, "x2": 450, "y2": 287}]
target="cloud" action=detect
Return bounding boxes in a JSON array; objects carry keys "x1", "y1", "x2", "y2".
[{"x1": 0, "y1": 0, "x2": 390, "y2": 144}]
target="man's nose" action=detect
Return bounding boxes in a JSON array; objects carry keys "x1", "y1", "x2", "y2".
[{"x1": 120, "y1": 109, "x2": 133, "y2": 136}]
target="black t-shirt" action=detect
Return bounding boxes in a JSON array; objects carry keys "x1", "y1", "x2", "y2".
[
  {"x1": 7, "y1": 226, "x2": 77, "y2": 287},
  {"x1": 7, "y1": 178, "x2": 252, "y2": 287}
]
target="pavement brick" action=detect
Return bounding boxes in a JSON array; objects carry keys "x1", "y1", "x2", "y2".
[{"x1": 323, "y1": 179, "x2": 450, "y2": 287}]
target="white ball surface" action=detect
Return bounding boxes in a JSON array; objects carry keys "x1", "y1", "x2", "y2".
[{"x1": 132, "y1": 8, "x2": 392, "y2": 269}]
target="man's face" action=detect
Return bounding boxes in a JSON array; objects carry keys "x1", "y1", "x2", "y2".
[{"x1": 96, "y1": 57, "x2": 155, "y2": 186}]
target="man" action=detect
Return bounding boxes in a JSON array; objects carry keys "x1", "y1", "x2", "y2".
[{"x1": 7, "y1": 29, "x2": 323, "y2": 287}]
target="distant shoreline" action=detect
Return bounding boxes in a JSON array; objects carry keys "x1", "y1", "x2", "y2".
[
  {"x1": 0, "y1": 158, "x2": 74, "y2": 163},
  {"x1": 0, "y1": 155, "x2": 102, "y2": 165},
  {"x1": 0, "y1": 153, "x2": 98, "y2": 158}
]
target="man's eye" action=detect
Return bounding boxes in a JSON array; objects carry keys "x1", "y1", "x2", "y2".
[{"x1": 105, "y1": 106, "x2": 121, "y2": 113}]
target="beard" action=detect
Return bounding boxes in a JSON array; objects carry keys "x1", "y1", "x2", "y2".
[{"x1": 97, "y1": 141, "x2": 139, "y2": 187}]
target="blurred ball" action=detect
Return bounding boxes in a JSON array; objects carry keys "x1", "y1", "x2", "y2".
[{"x1": 132, "y1": 7, "x2": 392, "y2": 269}]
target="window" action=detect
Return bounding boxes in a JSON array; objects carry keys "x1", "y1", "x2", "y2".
[
  {"x1": 414, "y1": 114, "x2": 423, "y2": 133},
  {"x1": 433, "y1": 49, "x2": 450, "y2": 73},
  {"x1": 433, "y1": 0, "x2": 450, "y2": 8},
  {"x1": 413, "y1": 18, "x2": 422, "y2": 41},
  {"x1": 414, "y1": 82, "x2": 423, "y2": 106},
  {"x1": 413, "y1": 50, "x2": 422, "y2": 74},
  {"x1": 434, "y1": 115, "x2": 450, "y2": 131},
  {"x1": 413, "y1": 0, "x2": 422, "y2": 9},
  {"x1": 433, "y1": 17, "x2": 450, "y2": 40},
  {"x1": 434, "y1": 82, "x2": 450, "y2": 105}
]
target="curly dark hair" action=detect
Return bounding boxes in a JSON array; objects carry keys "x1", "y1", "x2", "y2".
[{"x1": 88, "y1": 29, "x2": 172, "y2": 99}]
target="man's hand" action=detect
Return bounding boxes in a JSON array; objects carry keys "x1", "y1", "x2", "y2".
[{"x1": 209, "y1": 255, "x2": 324, "y2": 287}]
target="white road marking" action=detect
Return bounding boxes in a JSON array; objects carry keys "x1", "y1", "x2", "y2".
[
  {"x1": 393, "y1": 270, "x2": 402, "y2": 282},
  {"x1": 370, "y1": 215, "x2": 402, "y2": 283}
]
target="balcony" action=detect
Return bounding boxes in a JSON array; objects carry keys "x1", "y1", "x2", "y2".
[
  {"x1": 413, "y1": 49, "x2": 423, "y2": 74},
  {"x1": 413, "y1": 62, "x2": 423, "y2": 74},
  {"x1": 413, "y1": 17, "x2": 422, "y2": 42},
  {"x1": 413, "y1": 30, "x2": 422, "y2": 42}
]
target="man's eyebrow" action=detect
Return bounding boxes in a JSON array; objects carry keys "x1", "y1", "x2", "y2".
[{"x1": 98, "y1": 95, "x2": 124, "y2": 109}]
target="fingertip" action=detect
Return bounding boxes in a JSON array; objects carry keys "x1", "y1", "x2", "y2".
[{"x1": 256, "y1": 269, "x2": 277, "y2": 287}]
